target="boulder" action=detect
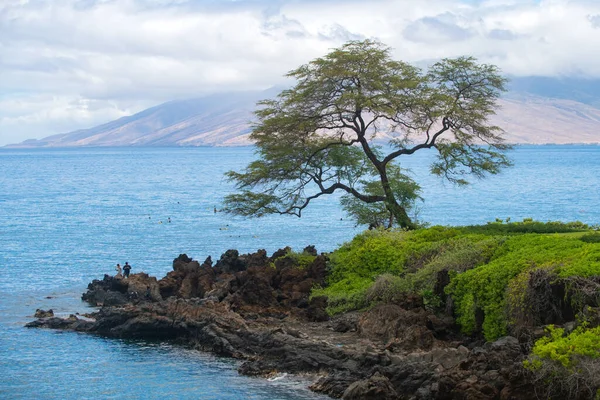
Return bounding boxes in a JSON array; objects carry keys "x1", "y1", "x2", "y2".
[
  {"x1": 342, "y1": 372, "x2": 399, "y2": 400},
  {"x1": 34, "y1": 309, "x2": 54, "y2": 318},
  {"x1": 358, "y1": 304, "x2": 435, "y2": 350},
  {"x1": 215, "y1": 249, "x2": 247, "y2": 273}
]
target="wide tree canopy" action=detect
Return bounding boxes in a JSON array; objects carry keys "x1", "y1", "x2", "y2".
[{"x1": 224, "y1": 40, "x2": 511, "y2": 229}]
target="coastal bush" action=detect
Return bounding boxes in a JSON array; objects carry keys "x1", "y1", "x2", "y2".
[
  {"x1": 447, "y1": 234, "x2": 600, "y2": 340},
  {"x1": 281, "y1": 250, "x2": 317, "y2": 269},
  {"x1": 317, "y1": 227, "x2": 503, "y2": 315},
  {"x1": 581, "y1": 232, "x2": 600, "y2": 243},
  {"x1": 524, "y1": 325, "x2": 600, "y2": 399},
  {"x1": 270, "y1": 249, "x2": 317, "y2": 270},
  {"x1": 366, "y1": 236, "x2": 503, "y2": 305},
  {"x1": 311, "y1": 277, "x2": 371, "y2": 315},
  {"x1": 315, "y1": 221, "x2": 600, "y2": 326},
  {"x1": 313, "y1": 227, "x2": 462, "y2": 315},
  {"x1": 327, "y1": 227, "x2": 457, "y2": 283},
  {"x1": 458, "y1": 219, "x2": 590, "y2": 235}
]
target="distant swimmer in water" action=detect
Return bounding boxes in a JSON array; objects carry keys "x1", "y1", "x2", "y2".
[
  {"x1": 214, "y1": 206, "x2": 217, "y2": 213},
  {"x1": 168, "y1": 217, "x2": 171, "y2": 223},
  {"x1": 219, "y1": 224, "x2": 229, "y2": 231}
]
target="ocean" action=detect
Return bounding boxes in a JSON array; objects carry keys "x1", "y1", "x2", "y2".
[{"x1": 1, "y1": 145, "x2": 599, "y2": 399}]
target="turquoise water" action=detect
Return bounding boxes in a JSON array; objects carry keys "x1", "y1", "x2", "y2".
[{"x1": 1, "y1": 145, "x2": 599, "y2": 399}]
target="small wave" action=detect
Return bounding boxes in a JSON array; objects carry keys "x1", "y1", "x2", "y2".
[{"x1": 267, "y1": 372, "x2": 288, "y2": 381}]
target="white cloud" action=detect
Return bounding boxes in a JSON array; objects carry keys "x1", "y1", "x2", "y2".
[{"x1": 1, "y1": 0, "x2": 600, "y2": 145}]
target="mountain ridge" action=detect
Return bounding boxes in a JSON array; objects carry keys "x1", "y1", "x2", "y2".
[{"x1": 6, "y1": 82, "x2": 600, "y2": 148}]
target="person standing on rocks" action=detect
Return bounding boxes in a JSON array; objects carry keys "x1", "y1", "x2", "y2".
[
  {"x1": 115, "y1": 263, "x2": 122, "y2": 278},
  {"x1": 123, "y1": 262, "x2": 131, "y2": 278}
]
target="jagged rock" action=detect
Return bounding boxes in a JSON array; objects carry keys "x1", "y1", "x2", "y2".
[
  {"x1": 240, "y1": 249, "x2": 267, "y2": 268},
  {"x1": 27, "y1": 246, "x2": 542, "y2": 400},
  {"x1": 429, "y1": 346, "x2": 470, "y2": 369},
  {"x1": 332, "y1": 312, "x2": 359, "y2": 333},
  {"x1": 126, "y1": 273, "x2": 163, "y2": 302},
  {"x1": 81, "y1": 275, "x2": 129, "y2": 306},
  {"x1": 172, "y1": 253, "x2": 193, "y2": 272},
  {"x1": 34, "y1": 309, "x2": 54, "y2": 318},
  {"x1": 270, "y1": 247, "x2": 291, "y2": 260},
  {"x1": 342, "y1": 372, "x2": 399, "y2": 399},
  {"x1": 303, "y1": 245, "x2": 317, "y2": 256},
  {"x1": 311, "y1": 372, "x2": 359, "y2": 398},
  {"x1": 305, "y1": 296, "x2": 329, "y2": 322},
  {"x1": 358, "y1": 304, "x2": 435, "y2": 350},
  {"x1": 215, "y1": 249, "x2": 247, "y2": 273}
]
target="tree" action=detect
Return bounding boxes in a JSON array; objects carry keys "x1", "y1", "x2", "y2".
[{"x1": 224, "y1": 40, "x2": 511, "y2": 229}]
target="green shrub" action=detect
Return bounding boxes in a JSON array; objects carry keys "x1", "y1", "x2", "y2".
[
  {"x1": 326, "y1": 227, "x2": 457, "y2": 284},
  {"x1": 581, "y1": 233, "x2": 600, "y2": 244},
  {"x1": 283, "y1": 250, "x2": 317, "y2": 269},
  {"x1": 317, "y1": 227, "x2": 502, "y2": 315},
  {"x1": 311, "y1": 276, "x2": 371, "y2": 315},
  {"x1": 315, "y1": 227, "x2": 462, "y2": 314},
  {"x1": 524, "y1": 325, "x2": 600, "y2": 399},
  {"x1": 447, "y1": 234, "x2": 600, "y2": 340},
  {"x1": 526, "y1": 325, "x2": 600, "y2": 369},
  {"x1": 271, "y1": 249, "x2": 317, "y2": 269},
  {"x1": 459, "y1": 219, "x2": 590, "y2": 235},
  {"x1": 313, "y1": 222, "x2": 600, "y2": 327}
]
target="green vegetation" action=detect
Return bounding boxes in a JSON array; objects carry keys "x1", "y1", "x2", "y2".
[
  {"x1": 312, "y1": 226, "x2": 463, "y2": 314},
  {"x1": 272, "y1": 249, "x2": 317, "y2": 269},
  {"x1": 524, "y1": 325, "x2": 600, "y2": 399},
  {"x1": 526, "y1": 324, "x2": 600, "y2": 369},
  {"x1": 448, "y1": 233, "x2": 600, "y2": 339},
  {"x1": 313, "y1": 220, "x2": 600, "y2": 341},
  {"x1": 224, "y1": 39, "x2": 511, "y2": 229}
]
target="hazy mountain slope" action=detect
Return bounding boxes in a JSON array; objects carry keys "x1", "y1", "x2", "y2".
[
  {"x1": 6, "y1": 79, "x2": 600, "y2": 148},
  {"x1": 8, "y1": 90, "x2": 274, "y2": 148},
  {"x1": 492, "y1": 96, "x2": 600, "y2": 144},
  {"x1": 508, "y1": 77, "x2": 600, "y2": 108}
]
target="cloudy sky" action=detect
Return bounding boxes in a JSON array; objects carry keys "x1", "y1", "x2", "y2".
[{"x1": 1, "y1": 0, "x2": 600, "y2": 146}]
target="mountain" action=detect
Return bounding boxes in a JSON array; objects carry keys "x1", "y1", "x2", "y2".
[
  {"x1": 7, "y1": 90, "x2": 277, "y2": 148},
  {"x1": 491, "y1": 95, "x2": 600, "y2": 144},
  {"x1": 6, "y1": 78, "x2": 600, "y2": 148}
]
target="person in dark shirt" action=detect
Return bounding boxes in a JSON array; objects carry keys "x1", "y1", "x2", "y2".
[{"x1": 123, "y1": 262, "x2": 132, "y2": 278}]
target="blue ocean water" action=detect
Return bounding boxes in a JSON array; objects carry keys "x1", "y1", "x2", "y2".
[{"x1": 1, "y1": 145, "x2": 599, "y2": 399}]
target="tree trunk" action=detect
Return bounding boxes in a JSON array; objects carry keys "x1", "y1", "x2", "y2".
[
  {"x1": 380, "y1": 169, "x2": 415, "y2": 230},
  {"x1": 357, "y1": 129, "x2": 416, "y2": 229},
  {"x1": 386, "y1": 200, "x2": 415, "y2": 230}
]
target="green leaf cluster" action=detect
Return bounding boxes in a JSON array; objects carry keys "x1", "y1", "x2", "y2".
[
  {"x1": 447, "y1": 233, "x2": 600, "y2": 340},
  {"x1": 272, "y1": 249, "x2": 317, "y2": 270},
  {"x1": 340, "y1": 164, "x2": 422, "y2": 228},
  {"x1": 525, "y1": 325, "x2": 600, "y2": 370}
]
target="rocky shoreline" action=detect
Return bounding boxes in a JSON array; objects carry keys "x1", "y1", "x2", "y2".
[{"x1": 27, "y1": 247, "x2": 537, "y2": 399}]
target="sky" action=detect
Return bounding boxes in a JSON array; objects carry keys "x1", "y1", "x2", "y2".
[{"x1": 1, "y1": 0, "x2": 600, "y2": 146}]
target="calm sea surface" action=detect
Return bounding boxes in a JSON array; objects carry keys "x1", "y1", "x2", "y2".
[{"x1": 1, "y1": 145, "x2": 599, "y2": 399}]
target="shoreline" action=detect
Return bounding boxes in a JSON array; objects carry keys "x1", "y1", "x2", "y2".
[{"x1": 26, "y1": 247, "x2": 537, "y2": 399}]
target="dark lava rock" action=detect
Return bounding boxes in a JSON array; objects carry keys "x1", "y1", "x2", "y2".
[
  {"x1": 27, "y1": 246, "x2": 544, "y2": 400},
  {"x1": 358, "y1": 304, "x2": 435, "y2": 351},
  {"x1": 342, "y1": 372, "x2": 399, "y2": 400},
  {"x1": 215, "y1": 249, "x2": 247, "y2": 274},
  {"x1": 82, "y1": 275, "x2": 129, "y2": 306},
  {"x1": 34, "y1": 309, "x2": 54, "y2": 318},
  {"x1": 331, "y1": 312, "x2": 359, "y2": 333}
]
